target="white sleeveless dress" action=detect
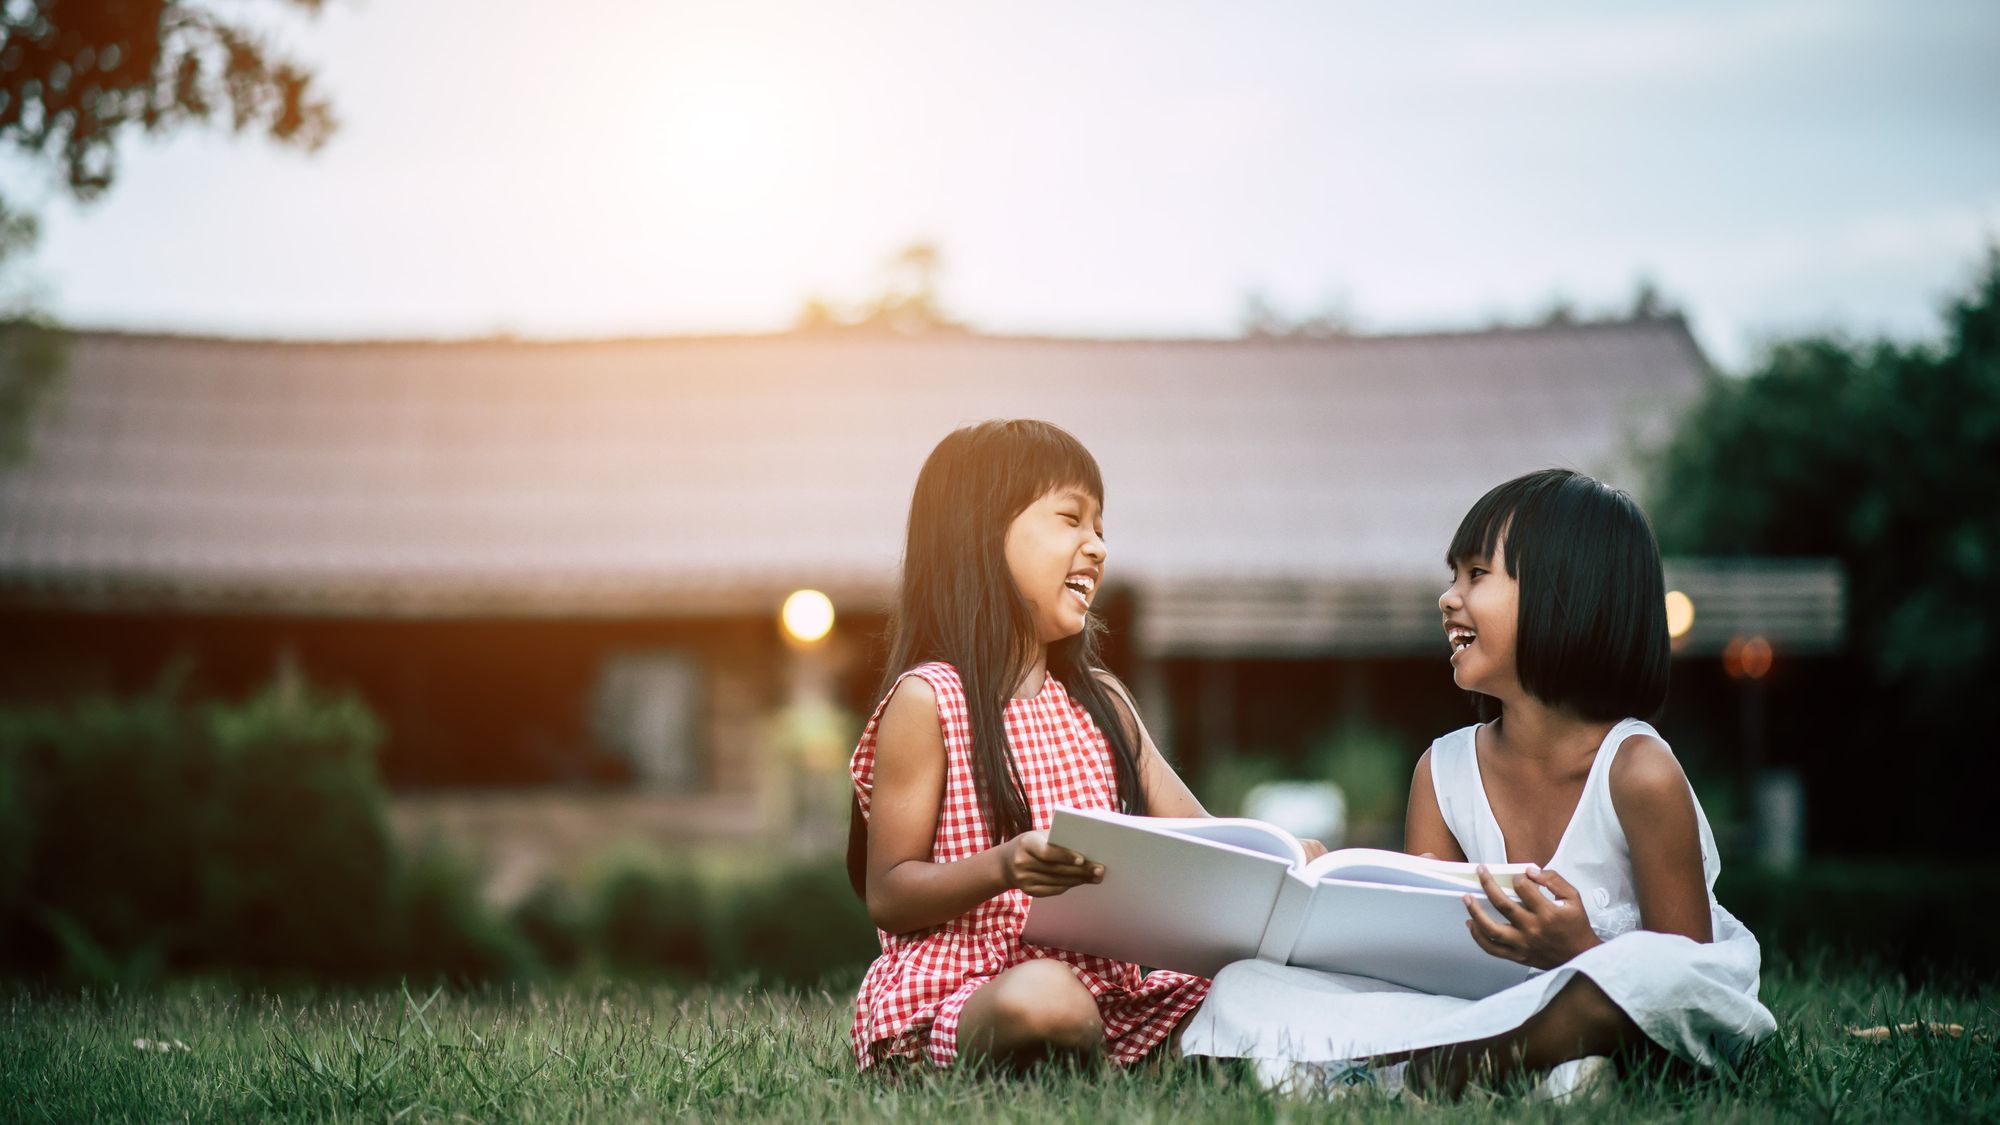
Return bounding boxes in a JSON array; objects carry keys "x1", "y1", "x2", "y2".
[{"x1": 1181, "y1": 719, "x2": 1777, "y2": 1068}]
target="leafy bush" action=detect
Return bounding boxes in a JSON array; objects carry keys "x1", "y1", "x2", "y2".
[
  {"x1": 591, "y1": 849, "x2": 716, "y2": 977},
  {"x1": 0, "y1": 687, "x2": 208, "y2": 976},
  {"x1": 1192, "y1": 754, "x2": 1284, "y2": 818},
  {"x1": 1720, "y1": 861, "x2": 2000, "y2": 985},
  {"x1": 1307, "y1": 720, "x2": 1409, "y2": 841},
  {"x1": 511, "y1": 877, "x2": 590, "y2": 972},
  {"x1": 198, "y1": 673, "x2": 399, "y2": 975},
  {"x1": 394, "y1": 842, "x2": 539, "y2": 984},
  {"x1": 578, "y1": 849, "x2": 878, "y2": 986},
  {"x1": 714, "y1": 860, "x2": 877, "y2": 986},
  {"x1": 1647, "y1": 250, "x2": 2000, "y2": 855},
  {"x1": 0, "y1": 671, "x2": 530, "y2": 984},
  {"x1": 0, "y1": 669, "x2": 883, "y2": 988}
]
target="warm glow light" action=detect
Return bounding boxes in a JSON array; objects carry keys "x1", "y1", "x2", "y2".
[
  {"x1": 781, "y1": 589, "x2": 835, "y2": 644},
  {"x1": 1665, "y1": 590, "x2": 1695, "y2": 639},
  {"x1": 1740, "y1": 636, "x2": 1773, "y2": 679},
  {"x1": 1723, "y1": 635, "x2": 1774, "y2": 681}
]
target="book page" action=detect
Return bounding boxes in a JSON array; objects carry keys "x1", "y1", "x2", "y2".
[
  {"x1": 1149, "y1": 816, "x2": 1307, "y2": 867},
  {"x1": 1283, "y1": 880, "x2": 1538, "y2": 1000},
  {"x1": 1301, "y1": 847, "x2": 1528, "y2": 895},
  {"x1": 1021, "y1": 807, "x2": 1293, "y2": 977}
]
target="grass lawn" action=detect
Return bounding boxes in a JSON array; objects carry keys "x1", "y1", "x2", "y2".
[{"x1": 3, "y1": 956, "x2": 1993, "y2": 1123}]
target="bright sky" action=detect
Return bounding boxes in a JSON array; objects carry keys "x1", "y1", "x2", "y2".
[{"x1": 7, "y1": 0, "x2": 1998, "y2": 369}]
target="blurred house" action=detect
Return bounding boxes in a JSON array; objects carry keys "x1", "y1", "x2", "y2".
[{"x1": 0, "y1": 320, "x2": 1843, "y2": 815}]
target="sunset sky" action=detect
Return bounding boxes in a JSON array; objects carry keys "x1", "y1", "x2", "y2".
[{"x1": 7, "y1": 0, "x2": 1998, "y2": 369}]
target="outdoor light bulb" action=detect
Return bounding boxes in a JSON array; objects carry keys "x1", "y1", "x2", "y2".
[
  {"x1": 1740, "y1": 635, "x2": 1773, "y2": 680},
  {"x1": 782, "y1": 589, "x2": 835, "y2": 644},
  {"x1": 1665, "y1": 590, "x2": 1695, "y2": 639}
]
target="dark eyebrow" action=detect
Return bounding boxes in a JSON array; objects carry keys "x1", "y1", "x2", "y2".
[{"x1": 1056, "y1": 489, "x2": 1100, "y2": 511}]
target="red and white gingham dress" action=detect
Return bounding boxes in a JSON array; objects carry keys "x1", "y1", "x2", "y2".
[{"x1": 849, "y1": 661, "x2": 1210, "y2": 1069}]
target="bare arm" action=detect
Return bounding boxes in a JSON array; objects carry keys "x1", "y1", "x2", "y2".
[
  {"x1": 864, "y1": 677, "x2": 1097, "y2": 934},
  {"x1": 1404, "y1": 747, "x2": 1466, "y2": 861},
  {"x1": 1463, "y1": 736, "x2": 1712, "y2": 969},
  {"x1": 1607, "y1": 734, "x2": 1714, "y2": 943},
  {"x1": 1095, "y1": 671, "x2": 1207, "y2": 819}
]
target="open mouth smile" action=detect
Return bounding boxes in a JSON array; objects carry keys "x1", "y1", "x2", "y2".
[
  {"x1": 1063, "y1": 572, "x2": 1097, "y2": 611},
  {"x1": 1446, "y1": 624, "x2": 1477, "y2": 659}
]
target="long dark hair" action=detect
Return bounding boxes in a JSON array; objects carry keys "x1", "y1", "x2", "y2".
[{"x1": 847, "y1": 420, "x2": 1149, "y2": 896}]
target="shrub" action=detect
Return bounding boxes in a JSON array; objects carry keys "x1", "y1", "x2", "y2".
[
  {"x1": 1193, "y1": 754, "x2": 1284, "y2": 818},
  {"x1": 511, "y1": 877, "x2": 590, "y2": 972},
  {"x1": 591, "y1": 849, "x2": 715, "y2": 977},
  {"x1": 393, "y1": 842, "x2": 538, "y2": 984},
  {"x1": 714, "y1": 859, "x2": 877, "y2": 986},
  {"x1": 1720, "y1": 861, "x2": 2000, "y2": 985},
  {"x1": 198, "y1": 673, "x2": 399, "y2": 975},
  {"x1": 1, "y1": 684, "x2": 225, "y2": 977},
  {"x1": 0, "y1": 670, "x2": 527, "y2": 984},
  {"x1": 1307, "y1": 720, "x2": 1410, "y2": 842}
]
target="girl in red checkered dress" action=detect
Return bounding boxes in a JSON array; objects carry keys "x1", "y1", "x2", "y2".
[{"x1": 844, "y1": 420, "x2": 1213, "y2": 1071}]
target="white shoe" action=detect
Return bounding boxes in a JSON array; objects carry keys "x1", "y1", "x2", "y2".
[
  {"x1": 1252, "y1": 1058, "x2": 1411, "y2": 1100},
  {"x1": 1530, "y1": 1055, "x2": 1614, "y2": 1104}
]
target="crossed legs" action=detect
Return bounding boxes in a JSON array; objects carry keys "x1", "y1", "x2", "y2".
[
  {"x1": 954, "y1": 959, "x2": 1646, "y2": 1088},
  {"x1": 955, "y1": 959, "x2": 1105, "y2": 1069},
  {"x1": 1401, "y1": 974, "x2": 1650, "y2": 1097}
]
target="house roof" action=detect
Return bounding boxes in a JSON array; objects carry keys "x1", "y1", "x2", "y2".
[{"x1": 0, "y1": 319, "x2": 1841, "y2": 653}]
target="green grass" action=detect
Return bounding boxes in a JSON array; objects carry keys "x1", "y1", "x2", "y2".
[{"x1": 3, "y1": 957, "x2": 1994, "y2": 1123}]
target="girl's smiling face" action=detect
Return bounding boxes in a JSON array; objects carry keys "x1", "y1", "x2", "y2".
[
  {"x1": 1005, "y1": 485, "x2": 1106, "y2": 645},
  {"x1": 1440, "y1": 533, "x2": 1521, "y2": 698}
]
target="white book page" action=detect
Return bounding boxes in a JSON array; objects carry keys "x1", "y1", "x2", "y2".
[
  {"x1": 1147, "y1": 815, "x2": 1307, "y2": 867},
  {"x1": 1286, "y1": 880, "x2": 1538, "y2": 1000},
  {"x1": 1022, "y1": 807, "x2": 1292, "y2": 977},
  {"x1": 1301, "y1": 847, "x2": 1528, "y2": 895}
]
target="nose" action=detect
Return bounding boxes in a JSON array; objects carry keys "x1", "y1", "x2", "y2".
[
  {"x1": 1438, "y1": 584, "x2": 1461, "y2": 613},
  {"x1": 1083, "y1": 532, "x2": 1106, "y2": 565}
]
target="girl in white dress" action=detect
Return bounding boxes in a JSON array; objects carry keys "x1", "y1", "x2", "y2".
[{"x1": 1183, "y1": 468, "x2": 1776, "y2": 1098}]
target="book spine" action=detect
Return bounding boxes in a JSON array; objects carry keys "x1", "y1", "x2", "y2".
[{"x1": 1254, "y1": 872, "x2": 1316, "y2": 964}]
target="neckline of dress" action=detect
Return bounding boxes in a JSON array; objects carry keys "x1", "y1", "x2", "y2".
[
  {"x1": 1464, "y1": 718, "x2": 1631, "y2": 868},
  {"x1": 1010, "y1": 670, "x2": 1062, "y2": 703}
]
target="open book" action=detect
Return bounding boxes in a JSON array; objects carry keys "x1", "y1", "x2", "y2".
[{"x1": 1019, "y1": 806, "x2": 1539, "y2": 999}]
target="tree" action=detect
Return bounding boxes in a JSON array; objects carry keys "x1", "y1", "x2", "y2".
[
  {"x1": 1, "y1": 0, "x2": 335, "y2": 202},
  {"x1": 1535, "y1": 294, "x2": 1579, "y2": 327},
  {"x1": 1628, "y1": 275, "x2": 1678, "y2": 320},
  {"x1": 792, "y1": 240, "x2": 964, "y2": 335},
  {"x1": 1238, "y1": 288, "x2": 1358, "y2": 339},
  {"x1": 1, "y1": 1, "x2": 337, "y2": 466},
  {"x1": 860, "y1": 240, "x2": 959, "y2": 334},
  {"x1": 1647, "y1": 247, "x2": 2000, "y2": 851},
  {"x1": 0, "y1": 202, "x2": 65, "y2": 466}
]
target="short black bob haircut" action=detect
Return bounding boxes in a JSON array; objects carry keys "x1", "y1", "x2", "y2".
[{"x1": 1448, "y1": 468, "x2": 1669, "y2": 723}]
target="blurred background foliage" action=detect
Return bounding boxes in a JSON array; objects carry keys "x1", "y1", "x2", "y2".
[
  {"x1": 1, "y1": 661, "x2": 1993, "y2": 990},
  {"x1": 0, "y1": 0, "x2": 335, "y2": 205},
  {"x1": 1647, "y1": 249, "x2": 2000, "y2": 854},
  {"x1": 0, "y1": 667, "x2": 877, "y2": 990},
  {"x1": 3, "y1": 0, "x2": 338, "y2": 472},
  {"x1": 0, "y1": 0, "x2": 1992, "y2": 1002},
  {"x1": 0, "y1": 202, "x2": 67, "y2": 469}
]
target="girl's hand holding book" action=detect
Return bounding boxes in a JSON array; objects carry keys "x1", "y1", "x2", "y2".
[
  {"x1": 1463, "y1": 864, "x2": 1601, "y2": 970},
  {"x1": 1004, "y1": 830, "x2": 1105, "y2": 897}
]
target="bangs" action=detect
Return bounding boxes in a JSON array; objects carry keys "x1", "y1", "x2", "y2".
[
  {"x1": 1447, "y1": 479, "x2": 1525, "y2": 571},
  {"x1": 1446, "y1": 467, "x2": 1671, "y2": 723},
  {"x1": 995, "y1": 420, "x2": 1104, "y2": 514}
]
